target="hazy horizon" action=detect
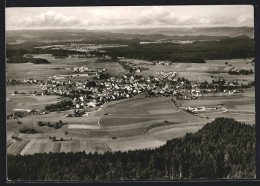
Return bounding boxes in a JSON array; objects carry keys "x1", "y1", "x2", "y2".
[
  {"x1": 6, "y1": 5, "x2": 254, "y2": 30},
  {"x1": 5, "y1": 26, "x2": 254, "y2": 32}
]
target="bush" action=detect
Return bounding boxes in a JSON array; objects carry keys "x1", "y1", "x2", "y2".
[
  {"x1": 37, "y1": 121, "x2": 45, "y2": 127},
  {"x1": 19, "y1": 127, "x2": 39, "y2": 134}
]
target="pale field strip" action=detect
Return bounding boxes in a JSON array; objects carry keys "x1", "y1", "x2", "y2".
[
  {"x1": 68, "y1": 124, "x2": 101, "y2": 129},
  {"x1": 26, "y1": 142, "x2": 47, "y2": 154},
  {"x1": 104, "y1": 120, "x2": 164, "y2": 131},
  {"x1": 230, "y1": 113, "x2": 255, "y2": 115},
  {"x1": 94, "y1": 143, "x2": 106, "y2": 153},
  {"x1": 52, "y1": 143, "x2": 61, "y2": 153},
  {"x1": 107, "y1": 113, "x2": 158, "y2": 116},
  {"x1": 103, "y1": 143, "x2": 109, "y2": 152},
  {"x1": 70, "y1": 141, "x2": 81, "y2": 153},
  {"x1": 146, "y1": 122, "x2": 206, "y2": 134},
  {"x1": 80, "y1": 140, "x2": 95, "y2": 153},
  {"x1": 7, "y1": 141, "x2": 27, "y2": 155},
  {"x1": 67, "y1": 130, "x2": 91, "y2": 138},
  {"x1": 35, "y1": 142, "x2": 46, "y2": 153},
  {"x1": 148, "y1": 125, "x2": 203, "y2": 141},
  {"x1": 227, "y1": 108, "x2": 255, "y2": 112},
  {"x1": 20, "y1": 140, "x2": 34, "y2": 155},
  {"x1": 108, "y1": 139, "x2": 165, "y2": 152},
  {"x1": 7, "y1": 140, "x2": 14, "y2": 149},
  {"x1": 148, "y1": 109, "x2": 177, "y2": 114},
  {"x1": 13, "y1": 109, "x2": 31, "y2": 112},
  {"x1": 14, "y1": 141, "x2": 30, "y2": 155},
  {"x1": 24, "y1": 141, "x2": 41, "y2": 155},
  {"x1": 43, "y1": 142, "x2": 54, "y2": 153},
  {"x1": 60, "y1": 141, "x2": 72, "y2": 153},
  {"x1": 86, "y1": 141, "x2": 96, "y2": 153}
]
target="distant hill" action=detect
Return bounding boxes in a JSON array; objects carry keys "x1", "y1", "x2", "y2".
[
  {"x1": 6, "y1": 27, "x2": 254, "y2": 47},
  {"x1": 107, "y1": 27, "x2": 254, "y2": 38}
]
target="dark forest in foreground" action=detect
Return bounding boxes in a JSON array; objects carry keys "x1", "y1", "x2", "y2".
[{"x1": 7, "y1": 118, "x2": 255, "y2": 181}]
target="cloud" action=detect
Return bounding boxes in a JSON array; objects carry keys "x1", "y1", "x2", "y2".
[
  {"x1": 14, "y1": 11, "x2": 86, "y2": 28},
  {"x1": 9, "y1": 7, "x2": 254, "y2": 30},
  {"x1": 198, "y1": 17, "x2": 241, "y2": 26},
  {"x1": 82, "y1": 7, "x2": 195, "y2": 27},
  {"x1": 137, "y1": 7, "x2": 194, "y2": 26},
  {"x1": 238, "y1": 15, "x2": 253, "y2": 23},
  {"x1": 199, "y1": 18, "x2": 211, "y2": 24}
]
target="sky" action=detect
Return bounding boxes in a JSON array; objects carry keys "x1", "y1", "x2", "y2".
[{"x1": 5, "y1": 5, "x2": 254, "y2": 30}]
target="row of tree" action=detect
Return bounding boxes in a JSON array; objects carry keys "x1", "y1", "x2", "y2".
[
  {"x1": 7, "y1": 118, "x2": 255, "y2": 180},
  {"x1": 228, "y1": 69, "x2": 254, "y2": 75},
  {"x1": 6, "y1": 57, "x2": 50, "y2": 64},
  {"x1": 44, "y1": 100, "x2": 73, "y2": 112},
  {"x1": 6, "y1": 48, "x2": 86, "y2": 59},
  {"x1": 37, "y1": 120, "x2": 65, "y2": 129}
]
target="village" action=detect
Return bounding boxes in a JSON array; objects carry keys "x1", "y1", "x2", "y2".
[{"x1": 7, "y1": 63, "x2": 246, "y2": 120}]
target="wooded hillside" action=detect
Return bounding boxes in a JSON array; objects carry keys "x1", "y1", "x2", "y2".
[{"x1": 7, "y1": 117, "x2": 255, "y2": 180}]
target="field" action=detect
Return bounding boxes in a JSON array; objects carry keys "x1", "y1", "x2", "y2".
[
  {"x1": 7, "y1": 94, "x2": 209, "y2": 154},
  {"x1": 180, "y1": 89, "x2": 255, "y2": 124},
  {"x1": 7, "y1": 93, "x2": 60, "y2": 114},
  {"x1": 136, "y1": 59, "x2": 254, "y2": 84},
  {"x1": 6, "y1": 54, "x2": 127, "y2": 80},
  {"x1": 6, "y1": 57, "x2": 255, "y2": 154}
]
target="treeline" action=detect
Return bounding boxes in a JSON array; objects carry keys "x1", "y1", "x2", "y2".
[
  {"x1": 6, "y1": 57, "x2": 50, "y2": 64},
  {"x1": 29, "y1": 48, "x2": 87, "y2": 57},
  {"x1": 6, "y1": 48, "x2": 87, "y2": 58},
  {"x1": 44, "y1": 100, "x2": 73, "y2": 112},
  {"x1": 37, "y1": 120, "x2": 65, "y2": 129},
  {"x1": 19, "y1": 127, "x2": 39, "y2": 134},
  {"x1": 228, "y1": 69, "x2": 254, "y2": 75},
  {"x1": 92, "y1": 38, "x2": 254, "y2": 63},
  {"x1": 199, "y1": 79, "x2": 240, "y2": 91},
  {"x1": 7, "y1": 118, "x2": 255, "y2": 180}
]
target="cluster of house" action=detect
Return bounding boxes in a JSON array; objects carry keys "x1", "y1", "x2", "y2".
[
  {"x1": 6, "y1": 78, "x2": 43, "y2": 85},
  {"x1": 41, "y1": 72, "x2": 243, "y2": 102},
  {"x1": 68, "y1": 54, "x2": 93, "y2": 58},
  {"x1": 40, "y1": 74, "x2": 210, "y2": 112},
  {"x1": 154, "y1": 61, "x2": 171, "y2": 66},
  {"x1": 68, "y1": 43, "x2": 124, "y2": 48},
  {"x1": 41, "y1": 75, "x2": 152, "y2": 108},
  {"x1": 48, "y1": 67, "x2": 107, "y2": 80},
  {"x1": 156, "y1": 71, "x2": 178, "y2": 79},
  {"x1": 7, "y1": 109, "x2": 47, "y2": 119},
  {"x1": 72, "y1": 66, "x2": 106, "y2": 73},
  {"x1": 180, "y1": 105, "x2": 227, "y2": 113}
]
